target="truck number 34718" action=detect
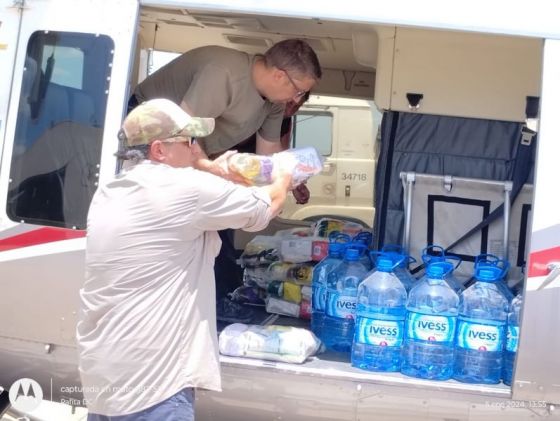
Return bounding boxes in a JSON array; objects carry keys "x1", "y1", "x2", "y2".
[{"x1": 341, "y1": 172, "x2": 367, "y2": 182}]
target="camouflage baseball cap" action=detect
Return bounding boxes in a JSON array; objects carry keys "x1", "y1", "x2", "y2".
[{"x1": 118, "y1": 98, "x2": 215, "y2": 146}]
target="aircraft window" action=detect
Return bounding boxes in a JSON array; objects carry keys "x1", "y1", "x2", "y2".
[
  {"x1": 292, "y1": 112, "x2": 333, "y2": 156},
  {"x1": 7, "y1": 31, "x2": 114, "y2": 229},
  {"x1": 41, "y1": 45, "x2": 84, "y2": 89}
]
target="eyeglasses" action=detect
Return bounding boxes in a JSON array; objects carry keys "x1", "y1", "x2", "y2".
[
  {"x1": 280, "y1": 69, "x2": 308, "y2": 99},
  {"x1": 161, "y1": 136, "x2": 196, "y2": 146}
]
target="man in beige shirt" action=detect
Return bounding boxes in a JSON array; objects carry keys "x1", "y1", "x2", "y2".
[
  {"x1": 131, "y1": 39, "x2": 321, "y2": 313},
  {"x1": 78, "y1": 99, "x2": 292, "y2": 419}
]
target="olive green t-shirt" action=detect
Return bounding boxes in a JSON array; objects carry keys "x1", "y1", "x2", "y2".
[{"x1": 134, "y1": 46, "x2": 284, "y2": 155}]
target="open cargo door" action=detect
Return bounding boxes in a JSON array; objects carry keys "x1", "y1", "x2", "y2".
[
  {"x1": 0, "y1": 1, "x2": 23, "y2": 161},
  {"x1": 0, "y1": 0, "x2": 138, "y2": 405},
  {"x1": 512, "y1": 39, "x2": 560, "y2": 405}
]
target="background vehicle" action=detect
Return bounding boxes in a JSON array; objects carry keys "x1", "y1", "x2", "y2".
[
  {"x1": 1, "y1": 1, "x2": 560, "y2": 420},
  {"x1": 282, "y1": 95, "x2": 380, "y2": 227}
]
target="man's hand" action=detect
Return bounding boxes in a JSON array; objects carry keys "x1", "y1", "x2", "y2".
[
  {"x1": 292, "y1": 183, "x2": 310, "y2": 204},
  {"x1": 195, "y1": 150, "x2": 251, "y2": 185},
  {"x1": 261, "y1": 165, "x2": 293, "y2": 218}
]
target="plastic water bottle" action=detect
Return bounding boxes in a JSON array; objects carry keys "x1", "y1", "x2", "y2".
[
  {"x1": 503, "y1": 293, "x2": 522, "y2": 385},
  {"x1": 323, "y1": 247, "x2": 368, "y2": 353},
  {"x1": 401, "y1": 262, "x2": 459, "y2": 380},
  {"x1": 351, "y1": 255, "x2": 407, "y2": 371},
  {"x1": 393, "y1": 255, "x2": 416, "y2": 292},
  {"x1": 418, "y1": 246, "x2": 464, "y2": 294},
  {"x1": 353, "y1": 232, "x2": 374, "y2": 270},
  {"x1": 311, "y1": 242, "x2": 345, "y2": 340},
  {"x1": 453, "y1": 264, "x2": 509, "y2": 384},
  {"x1": 496, "y1": 279, "x2": 514, "y2": 303},
  {"x1": 475, "y1": 254, "x2": 514, "y2": 302},
  {"x1": 380, "y1": 245, "x2": 416, "y2": 292}
]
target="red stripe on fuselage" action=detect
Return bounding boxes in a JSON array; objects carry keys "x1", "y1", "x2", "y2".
[
  {"x1": 0, "y1": 227, "x2": 85, "y2": 252},
  {"x1": 528, "y1": 246, "x2": 560, "y2": 277}
]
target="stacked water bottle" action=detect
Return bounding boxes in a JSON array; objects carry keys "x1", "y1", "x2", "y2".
[
  {"x1": 311, "y1": 244, "x2": 523, "y2": 385},
  {"x1": 311, "y1": 232, "x2": 373, "y2": 352}
]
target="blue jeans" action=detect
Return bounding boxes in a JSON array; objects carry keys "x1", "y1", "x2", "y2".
[{"x1": 88, "y1": 388, "x2": 194, "y2": 421}]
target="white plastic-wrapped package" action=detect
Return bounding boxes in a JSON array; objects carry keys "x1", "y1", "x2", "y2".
[
  {"x1": 219, "y1": 323, "x2": 323, "y2": 364},
  {"x1": 226, "y1": 146, "x2": 323, "y2": 187}
]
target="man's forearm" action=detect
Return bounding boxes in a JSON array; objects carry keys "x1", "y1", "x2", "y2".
[{"x1": 256, "y1": 133, "x2": 284, "y2": 155}]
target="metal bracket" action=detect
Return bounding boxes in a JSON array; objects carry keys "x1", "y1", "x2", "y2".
[
  {"x1": 406, "y1": 93, "x2": 424, "y2": 110},
  {"x1": 401, "y1": 172, "x2": 416, "y2": 254},
  {"x1": 521, "y1": 130, "x2": 534, "y2": 146},
  {"x1": 443, "y1": 175, "x2": 453, "y2": 192},
  {"x1": 537, "y1": 262, "x2": 560, "y2": 290}
]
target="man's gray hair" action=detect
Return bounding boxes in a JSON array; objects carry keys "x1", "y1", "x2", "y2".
[
  {"x1": 115, "y1": 144, "x2": 151, "y2": 164},
  {"x1": 263, "y1": 39, "x2": 322, "y2": 80}
]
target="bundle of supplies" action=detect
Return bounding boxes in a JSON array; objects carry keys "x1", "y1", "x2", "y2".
[
  {"x1": 235, "y1": 230, "x2": 317, "y2": 317},
  {"x1": 231, "y1": 221, "x2": 373, "y2": 321},
  {"x1": 219, "y1": 323, "x2": 323, "y2": 363},
  {"x1": 226, "y1": 146, "x2": 323, "y2": 187}
]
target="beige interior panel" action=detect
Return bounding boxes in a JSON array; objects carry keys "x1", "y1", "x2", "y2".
[
  {"x1": 385, "y1": 28, "x2": 542, "y2": 121},
  {"x1": 137, "y1": 6, "x2": 378, "y2": 98}
]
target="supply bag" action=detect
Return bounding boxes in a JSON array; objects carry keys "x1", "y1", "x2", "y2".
[
  {"x1": 226, "y1": 147, "x2": 323, "y2": 187},
  {"x1": 219, "y1": 323, "x2": 323, "y2": 364}
]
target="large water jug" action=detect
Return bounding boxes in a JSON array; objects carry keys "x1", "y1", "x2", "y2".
[
  {"x1": 311, "y1": 242, "x2": 346, "y2": 340},
  {"x1": 474, "y1": 254, "x2": 514, "y2": 302},
  {"x1": 401, "y1": 262, "x2": 459, "y2": 380},
  {"x1": 418, "y1": 245, "x2": 464, "y2": 294},
  {"x1": 453, "y1": 264, "x2": 509, "y2": 384},
  {"x1": 323, "y1": 247, "x2": 368, "y2": 352},
  {"x1": 351, "y1": 255, "x2": 407, "y2": 371},
  {"x1": 353, "y1": 232, "x2": 374, "y2": 270},
  {"x1": 380, "y1": 245, "x2": 416, "y2": 292},
  {"x1": 503, "y1": 293, "x2": 522, "y2": 385}
]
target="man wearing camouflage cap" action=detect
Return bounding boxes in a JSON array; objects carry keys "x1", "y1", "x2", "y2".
[{"x1": 77, "y1": 99, "x2": 292, "y2": 420}]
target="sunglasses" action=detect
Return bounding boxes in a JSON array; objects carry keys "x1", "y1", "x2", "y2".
[
  {"x1": 280, "y1": 69, "x2": 309, "y2": 99},
  {"x1": 161, "y1": 136, "x2": 197, "y2": 146}
]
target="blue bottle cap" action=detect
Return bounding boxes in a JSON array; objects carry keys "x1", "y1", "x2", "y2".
[
  {"x1": 475, "y1": 265, "x2": 502, "y2": 282},
  {"x1": 345, "y1": 248, "x2": 360, "y2": 261},
  {"x1": 426, "y1": 261, "x2": 453, "y2": 279},
  {"x1": 384, "y1": 252, "x2": 407, "y2": 268},
  {"x1": 377, "y1": 257, "x2": 393, "y2": 272}
]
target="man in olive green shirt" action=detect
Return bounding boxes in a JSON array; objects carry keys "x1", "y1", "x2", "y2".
[{"x1": 131, "y1": 39, "x2": 322, "y2": 181}]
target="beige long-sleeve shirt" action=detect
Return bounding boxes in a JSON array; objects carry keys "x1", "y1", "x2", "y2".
[{"x1": 77, "y1": 161, "x2": 273, "y2": 416}]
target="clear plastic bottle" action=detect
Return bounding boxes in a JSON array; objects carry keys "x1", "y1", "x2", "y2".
[
  {"x1": 379, "y1": 245, "x2": 416, "y2": 292},
  {"x1": 474, "y1": 254, "x2": 514, "y2": 303},
  {"x1": 323, "y1": 247, "x2": 368, "y2": 353},
  {"x1": 453, "y1": 264, "x2": 509, "y2": 384},
  {"x1": 351, "y1": 256, "x2": 407, "y2": 371},
  {"x1": 310, "y1": 242, "x2": 345, "y2": 340},
  {"x1": 393, "y1": 260, "x2": 416, "y2": 293},
  {"x1": 503, "y1": 293, "x2": 522, "y2": 385},
  {"x1": 353, "y1": 232, "x2": 374, "y2": 270},
  {"x1": 401, "y1": 262, "x2": 459, "y2": 380}
]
